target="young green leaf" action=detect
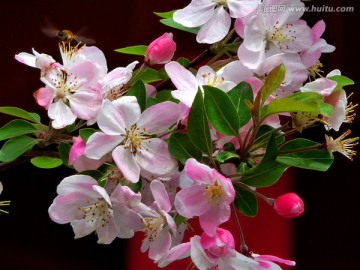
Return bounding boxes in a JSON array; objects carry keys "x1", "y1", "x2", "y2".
[
  {"x1": 328, "y1": 75, "x2": 354, "y2": 90},
  {"x1": 132, "y1": 67, "x2": 162, "y2": 84},
  {"x1": 58, "y1": 142, "x2": 72, "y2": 167},
  {"x1": 227, "y1": 82, "x2": 254, "y2": 127},
  {"x1": 30, "y1": 156, "x2": 63, "y2": 169},
  {"x1": 156, "y1": 90, "x2": 179, "y2": 103},
  {"x1": 168, "y1": 132, "x2": 202, "y2": 164},
  {"x1": 188, "y1": 89, "x2": 213, "y2": 156},
  {"x1": 260, "y1": 64, "x2": 286, "y2": 103},
  {"x1": 0, "y1": 119, "x2": 37, "y2": 141},
  {"x1": 216, "y1": 151, "x2": 239, "y2": 163},
  {"x1": 114, "y1": 45, "x2": 147, "y2": 56},
  {"x1": 0, "y1": 136, "x2": 38, "y2": 162},
  {"x1": 277, "y1": 138, "x2": 334, "y2": 171},
  {"x1": 160, "y1": 18, "x2": 200, "y2": 34},
  {"x1": 204, "y1": 86, "x2": 240, "y2": 136},
  {"x1": 127, "y1": 80, "x2": 147, "y2": 111},
  {"x1": 234, "y1": 186, "x2": 258, "y2": 217},
  {"x1": 0, "y1": 106, "x2": 41, "y2": 123}
]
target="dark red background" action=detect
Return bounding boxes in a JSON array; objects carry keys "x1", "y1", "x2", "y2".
[{"x1": 0, "y1": 0, "x2": 359, "y2": 269}]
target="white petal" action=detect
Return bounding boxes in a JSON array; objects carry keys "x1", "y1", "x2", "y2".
[
  {"x1": 85, "y1": 132, "x2": 123, "y2": 159},
  {"x1": 173, "y1": 0, "x2": 215, "y2": 28},
  {"x1": 48, "y1": 100, "x2": 77, "y2": 129},
  {"x1": 112, "y1": 145, "x2": 141, "y2": 183}
]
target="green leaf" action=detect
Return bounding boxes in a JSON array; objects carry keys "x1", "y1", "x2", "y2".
[
  {"x1": 227, "y1": 82, "x2": 254, "y2": 127},
  {"x1": 146, "y1": 97, "x2": 160, "y2": 109},
  {"x1": 0, "y1": 119, "x2": 37, "y2": 141},
  {"x1": 58, "y1": 142, "x2": 71, "y2": 167},
  {"x1": 156, "y1": 90, "x2": 179, "y2": 103},
  {"x1": 154, "y1": 10, "x2": 176, "y2": 19},
  {"x1": 204, "y1": 86, "x2": 240, "y2": 136},
  {"x1": 240, "y1": 134, "x2": 287, "y2": 187},
  {"x1": 0, "y1": 106, "x2": 41, "y2": 123},
  {"x1": 30, "y1": 156, "x2": 63, "y2": 169},
  {"x1": 260, "y1": 64, "x2": 286, "y2": 103},
  {"x1": 216, "y1": 151, "x2": 239, "y2": 163},
  {"x1": 328, "y1": 75, "x2": 354, "y2": 90},
  {"x1": 79, "y1": 128, "x2": 98, "y2": 142},
  {"x1": 160, "y1": 18, "x2": 200, "y2": 34},
  {"x1": 132, "y1": 68, "x2": 162, "y2": 84},
  {"x1": 114, "y1": 45, "x2": 147, "y2": 56},
  {"x1": 264, "y1": 92, "x2": 325, "y2": 116},
  {"x1": 277, "y1": 138, "x2": 334, "y2": 171},
  {"x1": 0, "y1": 136, "x2": 38, "y2": 162},
  {"x1": 127, "y1": 80, "x2": 147, "y2": 111},
  {"x1": 253, "y1": 125, "x2": 285, "y2": 148},
  {"x1": 168, "y1": 132, "x2": 202, "y2": 164},
  {"x1": 234, "y1": 186, "x2": 258, "y2": 217},
  {"x1": 188, "y1": 89, "x2": 213, "y2": 156},
  {"x1": 177, "y1": 57, "x2": 190, "y2": 67}
]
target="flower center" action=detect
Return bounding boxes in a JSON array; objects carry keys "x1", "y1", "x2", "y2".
[
  {"x1": 205, "y1": 181, "x2": 223, "y2": 206},
  {"x1": 124, "y1": 124, "x2": 151, "y2": 155},
  {"x1": 79, "y1": 198, "x2": 112, "y2": 228},
  {"x1": 266, "y1": 22, "x2": 295, "y2": 50},
  {"x1": 308, "y1": 60, "x2": 324, "y2": 79},
  {"x1": 212, "y1": 0, "x2": 228, "y2": 7},
  {"x1": 52, "y1": 70, "x2": 81, "y2": 102},
  {"x1": 202, "y1": 72, "x2": 225, "y2": 87},
  {"x1": 142, "y1": 214, "x2": 167, "y2": 242},
  {"x1": 325, "y1": 130, "x2": 359, "y2": 161}
]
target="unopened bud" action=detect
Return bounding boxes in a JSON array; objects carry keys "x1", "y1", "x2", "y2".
[
  {"x1": 274, "y1": 193, "x2": 304, "y2": 218},
  {"x1": 145, "y1": 33, "x2": 176, "y2": 65}
]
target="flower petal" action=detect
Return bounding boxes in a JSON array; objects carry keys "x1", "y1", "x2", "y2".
[
  {"x1": 85, "y1": 132, "x2": 123, "y2": 159},
  {"x1": 174, "y1": 185, "x2": 208, "y2": 218},
  {"x1": 48, "y1": 100, "x2": 77, "y2": 129},
  {"x1": 112, "y1": 145, "x2": 141, "y2": 183},
  {"x1": 150, "y1": 180, "x2": 171, "y2": 212},
  {"x1": 173, "y1": 0, "x2": 215, "y2": 28},
  {"x1": 69, "y1": 89, "x2": 102, "y2": 120},
  {"x1": 184, "y1": 158, "x2": 214, "y2": 184}
]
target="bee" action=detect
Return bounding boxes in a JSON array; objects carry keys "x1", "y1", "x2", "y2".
[{"x1": 41, "y1": 18, "x2": 96, "y2": 46}]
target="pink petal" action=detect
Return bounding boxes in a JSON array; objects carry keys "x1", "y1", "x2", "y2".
[
  {"x1": 15, "y1": 52, "x2": 36, "y2": 67},
  {"x1": 174, "y1": 185, "x2": 208, "y2": 218},
  {"x1": 150, "y1": 180, "x2": 171, "y2": 212},
  {"x1": 48, "y1": 100, "x2": 77, "y2": 129},
  {"x1": 56, "y1": 175, "x2": 98, "y2": 195},
  {"x1": 238, "y1": 44, "x2": 266, "y2": 70},
  {"x1": 112, "y1": 145, "x2": 141, "y2": 183},
  {"x1": 197, "y1": 6, "x2": 231, "y2": 44},
  {"x1": 136, "y1": 138, "x2": 177, "y2": 176},
  {"x1": 69, "y1": 137, "x2": 86, "y2": 165},
  {"x1": 137, "y1": 101, "x2": 180, "y2": 133},
  {"x1": 227, "y1": 0, "x2": 259, "y2": 18},
  {"x1": 69, "y1": 89, "x2": 102, "y2": 120},
  {"x1": 222, "y1": 60, "x2": 253, "y2": 84},
  {"x1": 200, "y1": 204, "x2": 231, "y2": 237},
  {"x1": 311, "y1": 20, "x2": 326, "y2": 41},
  {"x1": 71, "y1": 220, "x2": 95, "y2": 238},
  {"x1": 184, "y1": 158, "x2": 214, "y2": 184},
  {"x1": 148, "y1": 230, "x2": 172, "y2": 261},
  {"x1": 158, "y1": 242, "x2": 191, "y2": 267},
  {"x1": 300, "y1": 78, "x2": 337, "y2": 96},
  {"x1": 257, "y1": 255, "x2": 296, "y2": 266},
  {"x1": 165, "y1": 61, "x2": 198, "y2": 93},
  {"x1": 190, "y1": 236, "x2": 214, "y2": 270},
  {"x1": 173, "y1": 0, "x2": 215, "y2": 28},
  {"x1": 85, "y1": 132, "x2": 123, "y2": 159},
  {"x1": 33, "y1": 87, "x2": 54, "y2": 109}
]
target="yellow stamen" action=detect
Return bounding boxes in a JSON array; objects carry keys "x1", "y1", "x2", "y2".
[
  {"x1": 205, "y1": 181, "x2": 223, "y2": 206},
  {"x1": 308, "y1": 60, "x2": 324, "y2": 79},
  {"x1": 325, "y1": 130, "x2": 359, "y2": 160},
  {"x1": 0, "y1": 200, "x2": 10, "y2": 214}
]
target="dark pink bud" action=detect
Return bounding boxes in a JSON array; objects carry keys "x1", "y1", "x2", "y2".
[
  {"x1": 145, "y1": 33, "x2": 176, "y2": 65},
  {"x1": 274, "y1": 193, "x2": 304, "y2": 218}
]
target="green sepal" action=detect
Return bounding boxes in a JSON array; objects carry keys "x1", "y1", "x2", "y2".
[
  {"x1": 154, "y1": 10, "x2": 176, "y2": 19},
  {"x1": 160, "y1": 18, "x2": 200, "y2": 34}
]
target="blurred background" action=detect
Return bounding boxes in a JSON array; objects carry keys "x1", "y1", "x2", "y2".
[{"x1": 0, "y1": 0, "x2": 359, "y2": 269}]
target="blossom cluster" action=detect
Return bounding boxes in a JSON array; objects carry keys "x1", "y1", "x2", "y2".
[{"x1": 0, "y1": 0, "x2": 358, "y2": 269}]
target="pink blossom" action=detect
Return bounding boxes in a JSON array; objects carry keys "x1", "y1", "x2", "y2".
[
  {"x1": 85, "y1": 96, "x2": 180, "y2": 183},
  {"x1": 48, "y1": 175, "x2": 143, "y2": 244},
  {"x1": 173, "y1": 0, "x2": 260, "y2": 44},
  {"x1": 174, "y1": 158, "x2": 235, "y2": 236},
  {"x1": 274, "y1": 192, "x2": 304, "y2": 218},
  {"x1": 159, "y1": 228, "x2": 258, "y2": 269},
  {"x1": 145, "y1": 33, "x2": 176, "y2": 65},
  {"x1": 141, "y1": 180, "x2": 177, "y2": 261}
]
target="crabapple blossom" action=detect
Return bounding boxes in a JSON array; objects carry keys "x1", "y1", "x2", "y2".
[
  {"x1": 174, "y1": 0, "x2": 260, "y2": 44},
  {"x1": 145, "y1": 33, "x2": 176, "y2": 65},
  {"x1": 158, "y1": 228, "x2": 258, "y2": 269},
  {"x1": 85, "y1": 96, "x2": 180, "y2": 183},
  {"x1": 140, "y1": 180, "x2": 177, "y2": 261},
  {"x1": 48, "y1": 175, "x2": 143, "y2": 244},
  {"x1": 273, "y1": 193, "x2": 304, "y2": 218},
  {"x1": 238, "y1": 0, "x2": 312, "y2": 70},
  {"x1": 174, "y1": 158, "x2": 235, "y2": 236},
  {"x1": 165, "y1": 61, "x2": 236, "y2": 107}
]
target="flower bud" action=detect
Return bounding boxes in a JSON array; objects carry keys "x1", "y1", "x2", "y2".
[
  {"x1": 145, "y1": 33, "x2": 176, "y2": 65},
  {"x1": 274, "y1": 193, "x2": 304, "y2": 218}
]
